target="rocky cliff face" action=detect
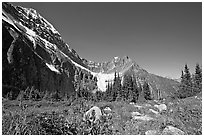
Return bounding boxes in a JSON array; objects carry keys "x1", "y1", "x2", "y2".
[
  {"x1": 2, "y1": 2, "x2": 96, "y2": 99},
  {"x1": 2, "y1": 2, "x2": 179, "y2": 100}
]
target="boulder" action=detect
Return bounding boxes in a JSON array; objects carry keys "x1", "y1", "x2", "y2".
[
  {"x1": 154, "y1": 104, "x2": 167, "y2": 112},
  {"x1": 162, "y1": 126, "x2": 185, "y2": 135},
  {"x1": 83, "y1": 106, "x2": 102, "y2": 123},
  {"x1": 104, "y1": 107, "x2": 111, "y2": 112},
  {"x1": 134, "y1": 104, "x2": 143, "y2": 109},
  {"x1": 131, "y1": 111, "x2": 142, "y2": 116},
  {"x1": 145, "y1": 130, "x2": 160, "y2": 135},
  {"x1": 149, "y1": 109, "x2": 159, "y2": 114},
  {"x1": 130, "y1": 102, "x2": 135, "y2": 105},
  {"x1": 145, "y1": 103, "x2": 152, "y2": 107},
  {"x1": 132, "y1": 115, "x2": 154, "y2": 121}
]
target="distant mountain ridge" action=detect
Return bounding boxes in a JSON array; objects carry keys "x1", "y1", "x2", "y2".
[{"x1": 2, "y1": 2, "x2": 179, "y2": 100}]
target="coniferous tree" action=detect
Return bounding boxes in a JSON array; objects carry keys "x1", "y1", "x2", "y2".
[
  {"x1": 128, "y1": 77, "x2": 134, "y2": 102},
  {"x1": 112, "y1": 72, "x2": 122, "y2": 101},
  {"x1": 116, "y1": 73, "x2": 123, "y2": 101},
  {"x1": 122, "y1": 74, "x2": 134, "y2": 101},
  {"x1": 175, "y1": 71, "x2": 185, "y2": 98},
  {"x1": 180, "y1": 64, "x2": 193, "y2": 98},
  {"x1": 143, "y1": 81, "x2": 151, "y2": 100},
  {"x1": 177, "y1": 64, "x2": 194, "y2": 98},
  {"x1": 112, "y1": 72, "x2": 118, "y2": 101},
  {"x1": 105, "y1": 80, "x2": 113, "y2": 102},
  {"x1": 95, "y1": 90, "x2": 101, "y2": 102},
  {"x1": 132, "y1": 77, "x2": 139, "y2": 102},
  {"x1": 137, "y1": 82, "x2": 146, "y2": 102},
  {"x1": 193, "y1": 63, "x2": 202, "y2": 94}
]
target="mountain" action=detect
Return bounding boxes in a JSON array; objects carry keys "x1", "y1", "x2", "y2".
[
  {"x1": 2, "y1": 2, "x2": 95, "y2": 99},
  {"x1": 2, "y1": 2, "x2": 179, "y2": 100},
  {"x1": 85, "y1": 56, "x2": 179, "y2": 99}
]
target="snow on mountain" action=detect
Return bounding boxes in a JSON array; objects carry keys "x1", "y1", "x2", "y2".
[
  {"x1": 19, "y1": 6, "x2": 59, "y2": 35},
  {"x1": 2, "y1": 10, "x2": 21, "y2": 32},
  {"x1": 46, "y1": 63, "x2": 61, "y2": 74},
  {"x1": 95, "y1": 73, "x2": 115, "y2": 91},
  {"x1": 2, "y1": 2, "x2": 179, "y2": 96},
  {"x1": 18, "y1": 21, "x2": 36, "y2": 36}
]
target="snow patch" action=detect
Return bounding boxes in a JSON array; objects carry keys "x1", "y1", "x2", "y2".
[
  {"x1": 94, "y1": 73, "x2": 115, "y2": 91},
  {"x1": 26, "y1": 34, "x2": 36, "y2": 49},
  {"x1": 46, "y1": 63, "x2": 60, "y2": 74},
  {"x1": 65, "y1": 43, "x2": 72, "y2": 52},
  {"x1": 39, "y1": 37, "x2": 57, "y2": 51},
  {"x1": 2, "y1": 10, "x2": 21, "y2": 32},
  {"x1": 18, "y1": 22, "x2": 36, "y2": 36}
]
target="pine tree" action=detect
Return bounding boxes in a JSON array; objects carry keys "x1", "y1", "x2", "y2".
[
  {"x1": 137, "y1": 82, "x2": 146, "y2": 102},
  {"x1": 112, "y1": 72, "x2": 117, "y2": 101},
  {"x1": 132, "y1": 76, "x2": 139, "y2": 102},
  {"x1": 175, "y1": 70, "x2": 185, "y2": 98},
  {"x1": 122, "y1": 74, "x2": 134, "y2": 101},
  {"x1": 95, "y1": 91, "x2": 101, "y2": 102},
  {"x1": 112, "y1": 72, "x2": 122, "y2": 101},
  {"x1": 143, "y1": 81, "x2": 151, "y2": 100},
  {"x1": 105, "y1": 80, "x2": 113, "y2": 102},
  {"x1": 178, "y1": 64, "x2": 193, "y2": 98},
  {"x1": 193, "y1": 63, "x2": 202, "y2": 94}
]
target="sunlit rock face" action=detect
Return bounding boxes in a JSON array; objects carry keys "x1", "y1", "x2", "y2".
[{"x1": 2, "y1": 2, "x2": 89, "y2": 99}]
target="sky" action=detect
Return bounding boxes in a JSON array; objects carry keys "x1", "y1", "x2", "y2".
[{"x1": 11, "y1": 2, "x2": 202, "y2": 79}]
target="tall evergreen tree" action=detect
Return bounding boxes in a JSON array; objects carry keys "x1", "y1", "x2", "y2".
[
  {"x1": 193, "y1": 63, "x2": 202, "y2": 94},
  {"x1": 122, "y1": 74, "x2": 134, "y2": 101},
  {"x1": 176, "y1": 70, "x2": 185, "y2": 98},
  {"x1": 178, "y1": 64, "x2": 193, "y2": 98},
  {"x1": 137, "y1": 82, "x2": 146, "y2": 102},
  {"x1": 143, "y1": 81, "x2": 151, "y2": 100},
  {"x1": 132, "y1": 76, "x2": 139, "y2": 102},
  {"x1": 112, "y1": 72, "x2": 122, "y2": 101},
  {"x1": 105, "y1": 80, "x2": 113, "y2": 102}
]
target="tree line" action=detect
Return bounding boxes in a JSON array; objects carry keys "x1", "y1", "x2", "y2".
[
  {"x1": 75, "y1": 72, "x2": 152, "y2": 103},
  {"x1": 176, "y1": 64, "x2": 202, "y2": 99},
  {"x1": 6, "y1": 64, "x2": 201, "y2": 102}
]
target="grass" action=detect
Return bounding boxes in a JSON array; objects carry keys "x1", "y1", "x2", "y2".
[{"x1": 2, "y1": 95, "x2": 202, "y2": 135}]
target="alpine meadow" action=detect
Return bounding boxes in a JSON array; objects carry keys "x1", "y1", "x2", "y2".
[{"x1": 2, "y1": 2, "x2": 202, "y2": 135}]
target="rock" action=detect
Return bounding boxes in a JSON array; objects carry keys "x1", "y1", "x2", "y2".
[
  {"x1": 145, "y1": 104, "x2": 152, "y2": 107},
  {"x1": 133, "y1": 115, "x2": 154, "y2": 121},
  {"x1": 154, "y1": 104, "x2": 167, "y2": 112},
  {"x1": 131, "y1": 111, "x2": 142, "y2": 116},
  {"x1": 145, "y1": 130, "x2": 159, "y2": 135},
  {"x1": 83, "y1": 106, "x2": 102, "y2": 123},
  {"x1": 149, "y1": 109, "x2": 159, "y2": 114},
  {"x1": 130, "y1": 102, "x2": 135, "y2": 105},
  {"x1": 168, "y1": 102, "x2": 173, "y2": 106},
  {"x1": 154, "y1": 99, "x2": 159, "y2": 102},
  {"x1": 104, "y1": 107, "x2": 111, "y2": 112},
  {"x1": 134, "y1": 104, "x2": 143, "y2": 109},
  {"x1": 162, "y1": 126, "x2": 185, "y2": 135}
]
